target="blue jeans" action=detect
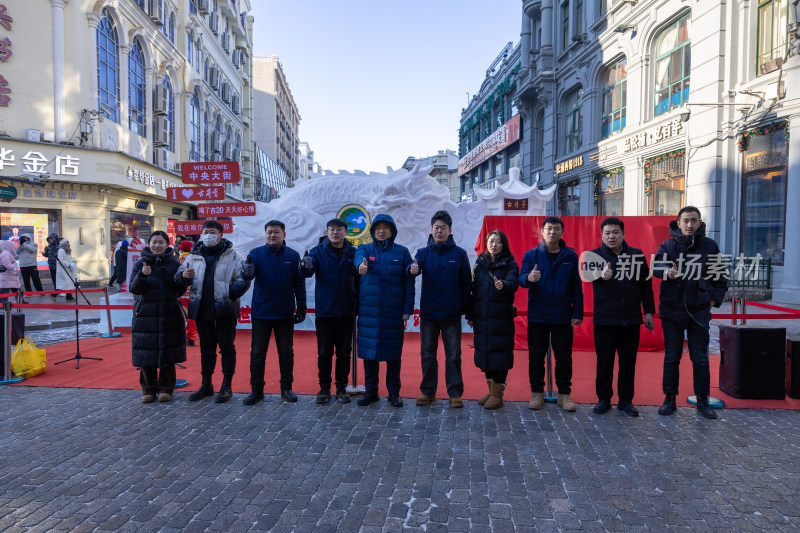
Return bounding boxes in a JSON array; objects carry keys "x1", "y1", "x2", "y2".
[
  {"x1": 419, "y1": 318, "x2": 463, "y2": 398},
  {"x1": 661, "y1": 317, "x2": 711, "y2": 397}
]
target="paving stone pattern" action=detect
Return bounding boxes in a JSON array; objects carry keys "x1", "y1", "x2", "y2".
[{"x1": 0, "y1": 387, "x2": 799, "y2": 532}]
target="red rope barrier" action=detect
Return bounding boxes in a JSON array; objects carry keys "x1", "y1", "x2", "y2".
[
  {"x1": 713, "y1": 313, "x2": 800, "y2": 320},
  {"x1": 10, "y1": 303, "x2": 133, "y2": 310},
  {"x1": 742, "y1": 300, "x2": 800, "y2": 313}
]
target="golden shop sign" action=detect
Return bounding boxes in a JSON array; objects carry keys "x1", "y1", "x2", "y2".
[
  {"x1": 555, "y1": 156, "x2": 583, "y2": 175},
  {"x1": 458, "y1": 114, "x2": 520, "y2": 177}
]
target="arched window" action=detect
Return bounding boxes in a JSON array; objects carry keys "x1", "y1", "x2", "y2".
[
  {"x1": 601, "y1": 58, "x2": 627, "y2": 139},
  {"x1": 187, "y1": 30, "x2": 193, "y2": 66},
  {"x1": 225, "y1": 125, "x2": 233, "y2": 160},
  {"x1": 204, "y1": 59, "x2": 210, "y2": 81},
  {"x1": 96, "y1": 9, "x2": 120, "y2": 123},
  {"x1": 163, "y1": 76, "x2": 175, "y2": 151},
  {"x1": 169, "y1": 13, "x2": 176, "y2": 44},
  {"x1": 654, "y1": 15, "x2": 690, "y2": 116},
  {"x1": 563, "y1": 86, "x2": 583, "y2": 155},
  {"x1": 190, "y1": 89, "x2": 201, "y2": 161},
  {"x1": 235, "y1": 133, "x2": 241, "y2": 162},
  {"x1": 194, "y1": 41, "x2": 202, "y2": 71},
  {"x1": 203, "y1": 111, "x2": 210, "y2": 161},
  {"x1": 128, "y1": 40, "x2": 146, "y2": 136}
]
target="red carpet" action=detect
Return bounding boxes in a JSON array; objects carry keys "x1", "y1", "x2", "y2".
[{"x1": 14, "y1": 330, "x2": 800, "y2": 409}]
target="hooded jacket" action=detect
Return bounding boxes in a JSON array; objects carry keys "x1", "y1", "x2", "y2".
[
  {"x1": 15, "y1": 234, "x2": 38, "y2": 268},
  {"x1": 45, "y1": 233, "x2": 60, "y2": 269},
  {"x1": 247, "y1": 241, "x2": 306, "y2": 320},
  {"x1": 129, "y1": 246, "x2": 187, "y2": 368},
  {"x1": 175, "y1": 238, "x2": 250, "y2": 321},
  {"x1": 518, "y1": 239, "x2": 584, "y2": 324},
  {"x1": 354, "y1": 214, "x2": 414, "y2": 362},
  {"x1": 56, "y1": 239, "x2": 77, "y2": 290},
  {"x1": 300, "y1": 235, "x2": 357, "y2": 318},
  {"x1": 590, "y1": 241, "x2": 656, "y2": 326},
  {"x1": 411, "y1": 234, "x2": 471, "y2": 321},
  {"x1": 652, "y1": 221, "x2": 728, "y2": 324},
  {"x1": 114, "y1": 241, "x2": 129, "y2": 284},
  {"x1": 0, "y1": 240, "x2": 20, "y2": 289}
]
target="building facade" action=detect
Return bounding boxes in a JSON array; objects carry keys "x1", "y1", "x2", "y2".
[
  {"x1": 0, "y1": 0, "x2": 254, "y2": 283},
  {"x1": 298, "y1": 141, "x2": 321, "y2": 180},
  {"x1": 403, "y1": 150, "x2": 461, "y2": 204},
  {"x1": 254, "y1": 143, "x2": 288, "y2": 203},
  {"x1": 499, "y1": 0, "x2": 799, "y2": 303},
  {"x1": 252, "y1": 55, "x2": 300, "y2": 186}
]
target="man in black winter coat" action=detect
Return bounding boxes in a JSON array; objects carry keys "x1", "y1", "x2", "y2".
[
  {"x1": 589, "y1": 217, "x2": 655, "y2": 418},
  {"x1": 652, "y1": 206, "x2": 728, "y2": 419}
]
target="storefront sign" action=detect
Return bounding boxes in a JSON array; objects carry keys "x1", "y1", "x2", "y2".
[
  {"x1": 125, "y1": 166, "x2": 180, "y2": 191},
  {"x1": 180, "y1": 161, "x2": 241, "y2": 184},
  {"x1": 21, "y1": 188, "x2": 77, "y2": 199},
  {"x1": 0, "y1": 184, "x2": 16, "y2": 200},
  {"x1": 458, "y1": 115, "x2": 520, "y2": 177},
  {"x1": 176, "y1": 220, "x2": 233, "y2": 234},
  {"x1": 555, "y1": 156, "x2": 584, "y2": 175},
  {"x1": 504, "y1": 198, "x2": 528, "y2": 211},
  {"x1": 166, "y1": 186, "x2": 225, "y2": 202},
  {"x1": 0, "y1": 4, "x2": 13, "y2": 107},
  {"x1": 0, "y1": 147, "x2": 79, "y2": 174},
  {"x1": 197, "y1": 202, "x2": 255, "y2": 217},
  {"x1": 622, "y1": 118, "x2": 684, "y2": 153}
]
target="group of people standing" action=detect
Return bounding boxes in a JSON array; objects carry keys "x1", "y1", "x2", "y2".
[
  {"x1": 0, "y1": 232, "x2": 78, "y2": 302},
  {"x1": 128, "y1": 206, "x2": 727, "y2": 420}
]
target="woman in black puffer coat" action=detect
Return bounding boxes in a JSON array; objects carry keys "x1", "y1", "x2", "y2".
[
  {"x1": 129, "y1": 231, "x2": 186, "y2": 403},
  {"x1": 467, "y1": 230, "x2": 519, "y2": 410}
]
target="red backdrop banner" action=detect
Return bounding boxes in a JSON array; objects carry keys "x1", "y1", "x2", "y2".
[{"x1": 477, "y1": 216, "x2": 675, "y2": 351}]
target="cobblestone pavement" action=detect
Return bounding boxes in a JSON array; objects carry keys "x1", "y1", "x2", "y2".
[{"x1": 1, "y1": 387, "x2": 799, "y2": 532}]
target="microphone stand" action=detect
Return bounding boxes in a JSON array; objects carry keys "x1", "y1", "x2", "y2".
[{"x1": 53, "y1": 254, "x2": 102, "y2": 368}]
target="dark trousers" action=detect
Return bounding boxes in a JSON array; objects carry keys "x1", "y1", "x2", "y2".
[
  {"x1": 139, "y1": 365, "x2": 177, "y2": 395},
  {"x1": 419, "y1": 318, "x2": 463, "y2": 398},
  {"x1": 250, "y1": 317, "x2": 294, "y2": 390},
  {"x1": 49, "y1": 266, "x2": 57, "y2": 289},
  {"x1": 594, "y1": 324, "x2": 640, "y2": 403},
  {"x1": 662, "y1": 317, "x2": 711, "y2": 397},
  {"x1": 20, "y1": 266, "x2": 43, "y2": 292},
  {"x1": 195, "y1": 316, "x2": 238, "y2": 381},
  {"x1": 315, "y1": 316, "x2": 353, "y2": 392},
  {"x1": 363, "y1": 358, "x2": 401, "y2": 397},
  {"x1": 486, "y1": 368, "x2": 508, "y2": 384},
  {"x1": 528, "y1": 322, "x2": 574, "y2": 395}
]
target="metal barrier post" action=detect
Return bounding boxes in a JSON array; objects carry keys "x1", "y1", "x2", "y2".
[
  {"x1": 346, "y1": 322, "x2": 365, "y2": 395},
  {"x1": 1, "y1": 300, "x2": 24, "y2": 385},
  {"x1": 100, "y1": 287, "x2": 121, "y2": 338},
  {"x1": 544, "y1": 339, "x2": 557, "y2": 403},
  {"x1": 731, "y1": 298, "x2": 739, "y2": 326},
  {"x1": 741, "y1": 299, "x2": 747, "y2": 325}
]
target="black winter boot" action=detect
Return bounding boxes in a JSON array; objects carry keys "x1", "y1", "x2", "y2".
[
  {"x1": 658, "y1": 394, "x2": 677, "y2": 416},
  {"x1": 696, "y1": 395, "x2": 718, "y2": 419},
  {"x1": 215, "y1": 376, "x2": 233, "y2": 403},
  {"x1": 188, "y1": 377, "x2": 214, "y2": 401},
  {"x1": 243, "y1": 386, "x2": 264, "y2": 406}
]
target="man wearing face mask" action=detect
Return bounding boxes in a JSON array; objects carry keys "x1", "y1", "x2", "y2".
[{"x1": 176, "y1": 220, "x2": 251, "y2": 403}]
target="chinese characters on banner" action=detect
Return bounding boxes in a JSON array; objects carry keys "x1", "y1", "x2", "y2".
[
  {"x1": 0, "y1": 147, "x2": 79, "y2": 174},
  {"x1": 504, "y1": 198, "x2": 528, "y2": 211},
  {"x1": 196, "y1": 202, "x2": 255, "y2": 217},
  {"x1": 166, "y1": 186, "x2": 225, "y2": 202},
  {"x1": 0, "y1": 4, "x2": 12, "y2": 106},
  {"x1": 175, "y1": 220, "x2": 233, "y2": 234},
  {"x1": 179, "y1": 161, "x2": 241, "y2": 184}
]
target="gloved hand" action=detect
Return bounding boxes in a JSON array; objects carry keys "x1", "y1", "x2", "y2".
[
  {"x1": 241, "y1": 257, "x2": 256, "y2": 280},
  {"x1": 293, "y1": 308, "x2": 306, "y2": 324}
]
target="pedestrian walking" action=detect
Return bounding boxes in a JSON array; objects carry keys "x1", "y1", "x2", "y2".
[
  {"x1": 128, "y1": 231, "x2": 186, "y2": 403},
  {"x1": 16, "y1": 233, "x2": 43, "y2": 294},
  {"x1": 467, "y1": 230, "x2": 519, "y2": 410},
  {"x1": 56, "y1": 238, "x2": 77, "y2": 300},
  {"x1": 114, "y1": 240, "x2": 129, "y2": 289}
]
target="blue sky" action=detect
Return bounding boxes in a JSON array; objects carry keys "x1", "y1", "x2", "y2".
[{"x1": 250, "y1": 0, "x2": 522, "y2": 174}]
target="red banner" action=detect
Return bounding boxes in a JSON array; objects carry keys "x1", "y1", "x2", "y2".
[
  {"x1": 197, "y1": 202, "x2": 255, "y2": 217},
  {"x1": 176, "y1": 220, "x2": 233, "y2": 234},
  {"x1": 180, "y1": 161, "x2": 241, "y2": 183},
  {"x1": 166, "y1": 186, "x2": 225, "y2": 202},
  {"x1": 478, "y1": 216, "x2": 674, "y2": 351}
]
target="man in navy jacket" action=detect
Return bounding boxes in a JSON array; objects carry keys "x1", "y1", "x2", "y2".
[
  {"x1": 519, "y1": 216, "x2": 583, "y2": 412},
  {"x1": 409, "y1": 210, "x2": 471, "y2": 408},
  {"x1": 241, "y1": 220, "x2": 307, "y2": 405},
  {"x1": 300, "y1": 218, "x2": 358, "y2": 404}
]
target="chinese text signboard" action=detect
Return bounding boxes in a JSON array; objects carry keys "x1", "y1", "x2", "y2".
[
  {"x1": 166, "y1": 186, "x2": 225, "y2": 202},
  {"x1": 457, "y1": 114, "x2": 520, "y2": 177},
  {"x1": 197, "y1": 202, "x2": 255, "y2": 217},
  {"x1": 504, "y1": 198, "x2": 528, "y2": 211},
  {"x1": 180, "y1": 161, "x2": 241, "y2": 184},
  {"x1": 176, "y1": 220, "x2": 233, "y2": 234}
]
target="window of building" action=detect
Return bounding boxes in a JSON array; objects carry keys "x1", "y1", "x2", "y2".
[
  {"x1": 561, "y1": 1, "x2": 570, "y2": 51},
  {"x1": 97, "y1": 10, "x2": 120, "y2": 123},
  {"x1": 563, "y1": 86, "x2": 583, "y2": 155},
  {"x1": 654, "y1": 15, "x2": 691, "y2": 116},
  {"x1": 187, "y1": 30, "x2": 193, "y2": 66},
  {"x1": 757, "y1": 0, "x2": 788, "y2": 74},
  {"x1": 596, "y1": 169, "x2": 624, "y2": 216},
  {"x1": 128, "y1": 40, "x2": 146, "y2": 137},
  {"x1": 169, "y1": 13, "x2": 176, "y2": 44},
  {"x1": 599, "y1": 0, "x2": 607, "y2": 15},
  {"x1": 110, "y1": 211, "x2": 152, "y2": 251},
  {"x1": 533, "y1": 110, "x2": 544, "y2": 167},
  {"x1": 204, "y1": 111, "x2": 210, "y2": 161},
  {"x1": 189, "y1": 0, "x2": 196, "y2": 14},
  {"x1": 741, "y1": 127, "x2": 787, "y2": 264},
  {"x1": 575, "y1": 0, "x2": 583, "y2": 36},
  {"x1": 194, "y1": 41, "x2": 202, "y2": 72},
  {"x1": 190, "y1": 90, "x2": 201, "y2": 161},
  {"x1": 602, "y1": 58, "x2": 627, "y2": 139},
  {"x1": 559, "y1": 180, "x2": 581, "y2": 216},
  {"x1": 135, "y1": 0, "x2": 145, "y2": 9},
  {"x1": 507, "y1": 144, "x2": 520, "y2": 171},
  {"x1": 646, "y1": 150, "x2": 685, "y2": 216},
  {"x1": 163, "y1": 76, "x2": 175, "y2": 151},
  {"x1": 0, "y1": 208, "x2": 63, "y2": 265}
]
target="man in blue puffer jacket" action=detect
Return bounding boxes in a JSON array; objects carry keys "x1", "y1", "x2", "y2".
[
  {"x1": 409, "y1": 210, "x2": 471, "y2": 408},
  {"x1": 354, "y1": 214, "x2": 414, "y2": 407},
  {"x1": 240, "y1": 220, "x2": 307, "y2": 406},
  {"x1": 300, "y1": 218, "x2": 358, "y2": 405},
  {"x1": 519, "y1": 216, "x2": 583, "y2": 413}
]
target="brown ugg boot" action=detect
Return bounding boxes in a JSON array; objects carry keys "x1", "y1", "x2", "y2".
[
  {"x1": 484, "y1": 381, "x2": 506, "y2": 410},
  {"x1": 478, "y1": 379, "x2": 492, "y2": 406}
]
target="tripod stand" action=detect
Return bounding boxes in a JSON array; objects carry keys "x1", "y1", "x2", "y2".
[{"x1": 53, "y1": 255, "x2": 102, "y2": 369}]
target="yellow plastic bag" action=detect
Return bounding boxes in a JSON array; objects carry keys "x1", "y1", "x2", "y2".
[{"x1": 10, "y1": 337, "x2": 46, "y2": 378}]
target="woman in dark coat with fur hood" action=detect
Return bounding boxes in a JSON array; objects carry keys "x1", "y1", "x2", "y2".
[
  {"x1": 128, "y1": 231, "x2": 186, "y2": 403},
  {"x1": 467, "y1": 230, "x2": 519, "y2": 410}
]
